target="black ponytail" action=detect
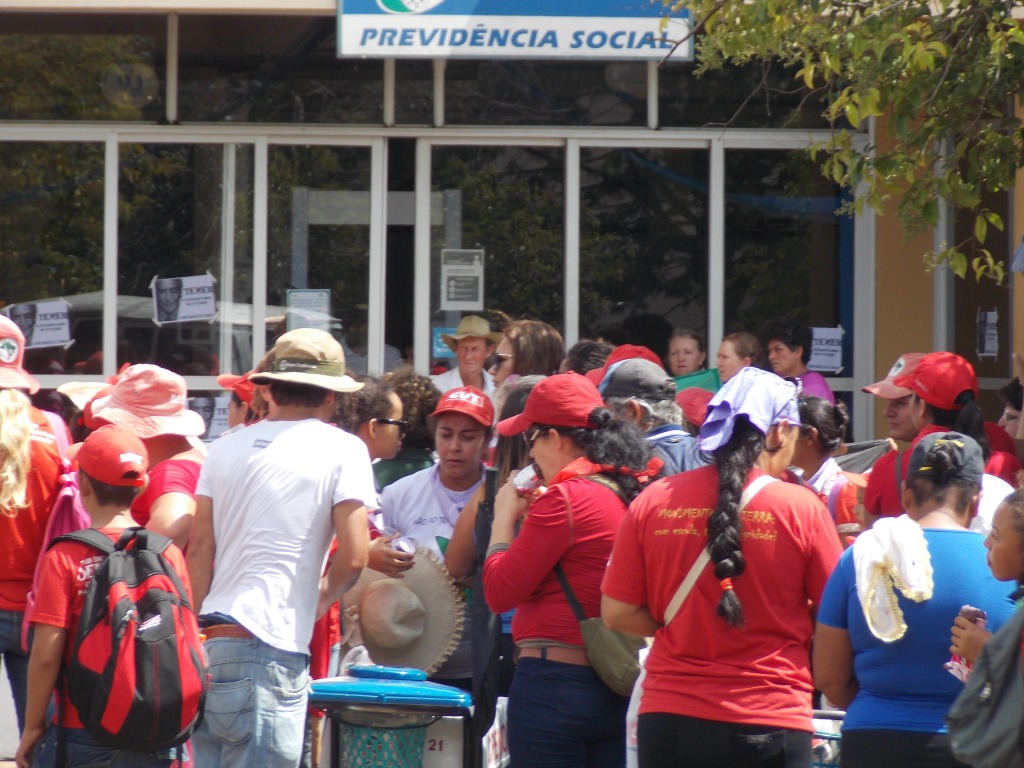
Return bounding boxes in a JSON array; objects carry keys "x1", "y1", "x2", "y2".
[
  {"x1": 709, "y1": 416, "x2": 765, "y2": 627},
  {"x1": 925, "y1": 391, "x2": 990, "y2": 459}
]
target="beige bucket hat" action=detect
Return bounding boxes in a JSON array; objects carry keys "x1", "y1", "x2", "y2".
[{"x1": 250, "y1": 328, "x2": 363, "y2": 393}]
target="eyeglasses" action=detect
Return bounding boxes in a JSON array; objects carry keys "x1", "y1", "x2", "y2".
[{"x1": 375, "y1": 418, "x2": 409, "y2": 432}]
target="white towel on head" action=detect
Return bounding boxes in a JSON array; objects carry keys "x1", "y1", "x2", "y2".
[{"x1": 851, "y1": 515, "x2": 933, "y2": 642}]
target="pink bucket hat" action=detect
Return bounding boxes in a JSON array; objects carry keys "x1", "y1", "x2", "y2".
[
  {"x1": 0, "y1": 315, "x2": 40, "y2": 393},
  {"x1": 89, "y1": 364, "x2": 206, "y2": 438}
]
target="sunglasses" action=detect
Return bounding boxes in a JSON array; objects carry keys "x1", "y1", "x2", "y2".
[
  {"x1": 375, "y1": 418, "x2": 409, "y2": 432},
  {"x1": 488, "y1": 353, "x2": 514, "y2": 368},
  {"x1": 523, "y1": 428, "x2": 545, "y2": 449}
]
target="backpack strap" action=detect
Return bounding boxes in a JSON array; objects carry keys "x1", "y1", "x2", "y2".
[
  {"x1": 53, "y1": 527, "x2": 119, "y2": 554},
  {"x1": 894, "y1": 450, "x2": 905, "y2": 492}
]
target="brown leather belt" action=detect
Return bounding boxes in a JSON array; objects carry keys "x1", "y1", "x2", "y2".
[
  {"x1": 202, "y1": 623, "x2": 254, "y2": 640},
  {"x1": 515, "y1": 645, "x2": 590, "y2": 666}
]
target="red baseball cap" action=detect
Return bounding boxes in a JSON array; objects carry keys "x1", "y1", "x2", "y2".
[
  {"x1": 675, "y1": 387, "x2": 714, "y2": 429},
  {"x1": 0, "y1": 315, "x2": 39, "y2": 394},
  {"x1": 498, "y1": 372, "x2": 604, "y2": 435},
  {"x1": 862, "y1": 353, "x2": 925, "y2": 399},
  {"x1": 217, "y1": 371, "x2": 256, "y2": 406},
  {"x1": 892, "y1": 351, "x2": 977, "y2": 410},
  {"x1": 585, "y1": 344, "x2": 663, "y2": 391},
  {"x1": 68, "y1": 425, "x2": 149, "y2": 487},
  {"x1": 431, "y1": 386, "x2": 495, "y2": 427}
]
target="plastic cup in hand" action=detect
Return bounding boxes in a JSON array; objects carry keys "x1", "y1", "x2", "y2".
[{"x1": 380, "y1": 527, "x2": 417, "y2": 555}]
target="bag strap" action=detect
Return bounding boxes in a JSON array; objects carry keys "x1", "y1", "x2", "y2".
[
  {"x1": 662, "y1": 474, "x2": 777, "y2": 625},
  {"x1": 894, "y1": 449, "x2": 905, "y2": 492},
  {"x1": 551, "y1": 482, "x2": 589, "y2": 622},
  {"x1": 579, "y1": 474, "x2": 629, "y2": 505}
]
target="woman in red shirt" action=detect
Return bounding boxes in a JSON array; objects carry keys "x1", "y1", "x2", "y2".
[
  {"x1": 602, "y1": 367, "x2": 842, "y2": 768},
  {"x1": 483, "y1": 372, "x2": 655, "y2": 768}
]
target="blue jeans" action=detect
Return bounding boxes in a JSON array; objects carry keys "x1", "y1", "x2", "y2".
[
  {"x1": 508, "y1": 658, "x2": 628, "y2": 767},
  {"x1": 32, "y1": 725, "x2": 184, "y2": 768},
  {"x1": 0, "y1": 608, "x2": 28, "y2": 732},
  {"x1": 192, "y1": 636, "x2": 310, "y2": 768}
]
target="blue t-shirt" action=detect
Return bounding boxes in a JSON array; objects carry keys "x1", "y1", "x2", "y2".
[{"x1": 817, "y1": 528, "x2": 1015, "y2": 733}]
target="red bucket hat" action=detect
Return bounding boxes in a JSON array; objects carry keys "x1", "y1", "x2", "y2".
[
  {"x1": 0, "y1": 315, "x2": 39, "y2": 393},
  {"x1": 498, "y1": 372, "x2": 604, "y2": 436},
  {"x1": 68, "y1": 425, "x2": 149, "y2": 487},
  {"x1": 431, "y1": 386, "x2": 494, "y2": 427},
  {"x1": 892, "y1": 351, "x2": 977, "y2": 411}
]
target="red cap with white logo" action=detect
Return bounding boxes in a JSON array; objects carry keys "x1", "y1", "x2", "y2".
[{"x1": 431, "y1": 386, "x2": 494, "y2": 427}]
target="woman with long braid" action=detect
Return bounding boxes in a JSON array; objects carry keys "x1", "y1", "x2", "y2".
[{"x1": 603, "y1": 367, "x2": 843, "y2": 768}]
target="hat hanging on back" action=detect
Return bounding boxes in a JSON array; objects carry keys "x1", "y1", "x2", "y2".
[
  {"x1": 89, "y1": 364, "x2": 207, "y2": 439},
  {"x1": 676, "y1": 387, "x2": 714, "y2": 429},
  {"x1": 249, "y1": 328, "x2": 363, "y2": 394},
  {"x1": 342, "y1": 547, "x2": 464, "y2": 675},
  {"x1": 440, "y1": 316, "x2": 503, "y2": 353},
  {"x1": 892, "y1": 351, "x2": 977, "y2": 411},
  {"x1": 585, "y1": 344, "x2": 663, "y2": 392},
  {"x1": 0, "y1": 315, "x2": 40, "y2": 394},
  {"x1": 498, "y1": 372, "x2": 604, "y2": 436},
  {"x1": 68, "y1": 425, "x2": 149, "y2": 487},
  {"x1": 431, "y1": 386, "x2": 494, "y2": 427},
  {"x1": 700, "y1": 367, "x2": 801, "y2": 452},
  {"x1": 907, "y1": 431, "x2": 984, "y2": 486},
  {"x1": 862, "y1": 353, "x2": 925, "y2": 399},
  {"x1": 600, "y1": 358, "x2": 676, "y2": 402}
]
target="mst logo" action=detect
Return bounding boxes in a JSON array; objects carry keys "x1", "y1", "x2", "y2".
[{"x1": 377, "y1": 0, "x2": 445, "y2": 13}]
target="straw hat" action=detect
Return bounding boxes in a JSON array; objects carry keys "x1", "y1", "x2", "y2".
[
  {"x1": 57, "y1": 382, "x2": 109, "y2": 412},
  {"x1": 89, "y1": 364, "x2": 207, "y2": 438},
  {"x1": 343, "y1": 547, "x2": 464, "y2": 675},
  {"x1": 440, "y1": 316, "x2": 502, "y2": 353},
  {"x1": 249, "y1": 328, "x2": 362, "y2": 393}
]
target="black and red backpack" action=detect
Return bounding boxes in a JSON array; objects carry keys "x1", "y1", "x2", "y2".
[{"x1": 54, "y1": 527, "x2": 207, "y2": 752}]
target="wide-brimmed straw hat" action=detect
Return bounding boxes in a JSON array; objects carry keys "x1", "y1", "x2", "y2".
[
  {"x1": 0, "y1": 315, "x2": 39, "y2": 393},
  {"x1": 250, "y1": 328, "x2": 362, "y2": 393},
  {"x1": 343, "y1": 547, "x2": 464, "y2": 675},
  {"x1": 57, "y1": 382, "x2": 110, "y2": 412},
  {"x1": 440, "y1": 316, "x2": 502, "y2": 353},
  {"x1": 89, "y1": 364, "x2": 207, "y2": 439}
]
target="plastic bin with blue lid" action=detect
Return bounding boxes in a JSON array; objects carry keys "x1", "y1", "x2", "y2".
[{"x1": 310, "y1": 665, "x2": 473, "y2": 768}]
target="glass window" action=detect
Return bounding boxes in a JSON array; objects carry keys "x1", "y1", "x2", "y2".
[
  {"x1": 118, "y1": 143, "x2": 254, "y2": 377},
  {"x1": 430, "y1": 145, "x2": 565, "y2": 369},
  {"x1": 0, "y1": 142, "x2": 105, "y2": 375},
  {"x1": 724, "y1": 149, "x2": 854, "y2": 375},
  {"x1": 660, "y1": 62, "x2": 835, "y2": 130},
  {"x1": 0, "y1": 14, "x2": 165, "y2": 122},
  {"x1": 267, "y1": 145, "x2": 375, "y2": 372},
  {"x1": 445, "y1": 61, "x2": 647, "y2": 127},
  {"x1": 178, "y1": 17, "x2": 383, "y2": 124},
  {"x1": 579, "y1": 147, "x2": 709, "y2": 358},
  {"x1": 395, "y1": 60, "x2": 434, "y2": 125}
]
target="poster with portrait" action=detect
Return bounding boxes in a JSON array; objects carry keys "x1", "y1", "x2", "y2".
[
  {"x1": 5, "y1": 299, "x2": 72, "y2": 350},
  {"x1": 189, "y1": 394, "x2": 230, "y2": 440},
  {"x1": 152, "y1": 274, "x2": 217, "y2": 324},
  {"x1": 808, "y1": 326, "x2": 844, "y2": 373}
]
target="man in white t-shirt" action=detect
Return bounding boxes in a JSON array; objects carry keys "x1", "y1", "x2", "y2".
[
  {"x1": 379, "y1": 385, "x2": 494, "y2": 689},
  {"x1": 431, "y1": 315, "x2": 502, "y2": 397},
  {"x1": 187, "y1": 328, "x2": 377, "y2": 768}
]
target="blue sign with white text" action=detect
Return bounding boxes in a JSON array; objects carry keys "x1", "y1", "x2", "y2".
[{"x1": 338, "y1": 0, "x2": 692, "y2": 60}]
